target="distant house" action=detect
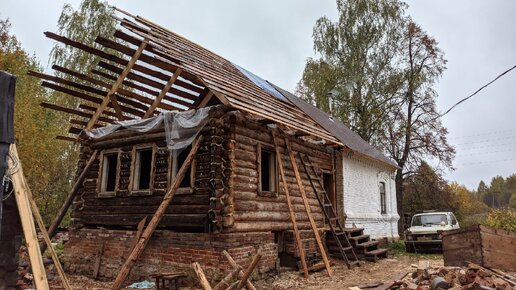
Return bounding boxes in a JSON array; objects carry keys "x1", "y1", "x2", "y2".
[{"x1": 33, "y1": 10, "x2": 399, "y2": 279}]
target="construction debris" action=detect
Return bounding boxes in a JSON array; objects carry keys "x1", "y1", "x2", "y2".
[{"x1": 386, "y1": 262, "x2": 516, "y2": 290}]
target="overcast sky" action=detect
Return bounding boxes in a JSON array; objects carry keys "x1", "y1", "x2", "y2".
[{"x1": 2, "y1": 0, "x2": 515, "y2": 190}]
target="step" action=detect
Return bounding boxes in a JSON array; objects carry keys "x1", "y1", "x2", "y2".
[
  {"x1": 355, "y1": 240, "x2": 379, "y2": 249},
  {"x1": 364, "y1": 248, "x2": 388, "y2": 262},
  {"x1": 348, "y1": 234, "x2": 370, "y2": 244},
  {"x1": 347, "y1": 260, "x2": 360, "y2": 268},
  {"x1": 342, "y1": 228, "x2": 364, "y2": 236}
]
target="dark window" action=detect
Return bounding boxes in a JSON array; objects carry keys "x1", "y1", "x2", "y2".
[
  {"x1": 102, "y1": 153, "x2": 118, "y2": 192},
  {"x1": 380, "y1": 182, "x2": 386, "y2": 214},
  {"x1": 260, "y1": 149, "x2": 276, "y2": 192},
  {"x1": 322, "y1": 172, "x2": 335, "y2": 206},
  {"x1": 133, "y1": 148, "x2": 153, "y2": 190},
  {"x1": 175, "y1": 145, "x2": 192, "y2": 188}
]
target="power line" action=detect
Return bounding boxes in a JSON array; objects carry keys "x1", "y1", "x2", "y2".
[
  {"x1": 450, "y1": 128, "x2": 516, "y2": 140},
  {"x1": 457, "y1": 147, "x2": 516, "y2": 156},
  {"x1": 457, "y1": 141, "x2": 516, "y2": 151},
  {"x1": 440, "y1": 64, "x2": 516, "y2": 117},
  {"x1": 454, "y1": 135, "x2": 516, "y2": 146},
  {"x1": 458, "y1": 157, "x2": 516, "y2": 166}
]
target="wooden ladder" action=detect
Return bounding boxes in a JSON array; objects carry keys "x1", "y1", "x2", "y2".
[{"x1": 298, "y1": 153, "x2": 360, "y2": 269}]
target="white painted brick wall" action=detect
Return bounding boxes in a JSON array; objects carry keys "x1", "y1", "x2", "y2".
[{"x1": 342, "y1": 154, "x2": 400, "y2": 238}]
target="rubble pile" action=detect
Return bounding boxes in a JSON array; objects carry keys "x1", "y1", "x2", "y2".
[{"x1": 398, "y1": 264, "x2": 516, "y2": 290}]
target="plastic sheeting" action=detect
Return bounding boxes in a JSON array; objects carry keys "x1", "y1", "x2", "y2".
[
  {"x1": 232, "y1": 62, "x2": 290, "y2": 103},
  {"x1": 86, "y1": 107, "x2": 211, "y2": 150}
]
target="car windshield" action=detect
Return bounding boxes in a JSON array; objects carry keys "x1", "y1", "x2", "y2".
[{"x1": 412, "y1": 214, "x2": 447, "y2": 226}]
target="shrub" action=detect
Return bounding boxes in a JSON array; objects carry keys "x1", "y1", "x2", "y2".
[{"x1": 483, "y1": 208, "x2": 516, "y2": 232}]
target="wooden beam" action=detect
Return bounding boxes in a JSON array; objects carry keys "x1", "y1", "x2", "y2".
[
  {"x1": 39, "y1": 150, "x2": 99, "y2": 253},
  {"x1": 285, "y1": 139, "x2": 332, "y2": 277},
  {"x1": 271, "y1": 131, "x2": 309, "y2": 278},
  {"x1": 111, "y1": 137, "x2": 203, "y2": 290},
  {"x1": 192, "y1": 262, "x2": 212, "y2": 290},
  {"x1": 86, "y1": 40, "x2": 147, "y2": 130},
  {"x1": 56, "y1": 135, "x2": 77, "y2": 142},
  {"x1": 40, "y1": 102, "x2": 114, "y2": 124},
  {"x1": 7, "y1": 144, "x2": 50, "y2": 290},
  {"x1": 234, "y1": 254, "x2": 262, "y2": 290},
  {"x1": 221, "y1": 250, "x2": 257, "y2": 290},
  {"x1": 143, "y1": 68, "x2": 182, "y2": 118},
  {"x1": 28, "y1": 193, "x2": 72, "y2": 290}
]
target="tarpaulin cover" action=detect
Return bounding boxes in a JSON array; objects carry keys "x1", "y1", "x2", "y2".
[
  {"x1": 86, "y1": 107, "x2": 211, "y2": 150},
  {"x1": 232, "y1": 62, "x2": 290, "y2": 103}
]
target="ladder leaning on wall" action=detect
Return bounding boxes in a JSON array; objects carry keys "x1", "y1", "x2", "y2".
[{"x1": 298, "y1": 153, "x2": 360, "y2": 269}]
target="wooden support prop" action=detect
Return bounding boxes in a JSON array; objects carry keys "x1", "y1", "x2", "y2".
[
  {"x1": 143, "y1": 68, "x2": 183, "y2": 118},
  {"x1": 86, "y1": 40, "x2": 148, "y2": 130},
  {"x1": 111, "y1": 137, "x2": 203, "y2": 290},
  {"x1": 7, "y1": 145, "x2": 50, "y2": 290},
  {"x1": 271, "y1": 131, "x2": 309, "y2": 278},
  {"x1": 40, "y1": 150, "x2": 99, "y2": 252},
  {"x1": 192, "y1": 262, "x2": 212, "y2": 290},
  {"x1": 27, "y1": 182, "x2": 72, "y2": 289},
  {"x1": 221, "y1": 250, "x2": 257, "y2": 290},
  {"x1": 129, "y1": 217, "x2": 147, "y2": 253},
  {"x1": 93, "y1": 243, "x2": 105, "y2": 279},
  {"x1": 234, "y1": 253, "x2": 262, "y2": 290},
  {"x1": 212, "y1": 267, "x2": 242, "y2": 290},
  {"x1": 285, "y1": 139, "x2": 332, "y2": 277}
]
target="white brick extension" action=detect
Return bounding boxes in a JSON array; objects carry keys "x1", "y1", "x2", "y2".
[{"x1": 342, "y1": 154, "x2": 400, "y2": 239}]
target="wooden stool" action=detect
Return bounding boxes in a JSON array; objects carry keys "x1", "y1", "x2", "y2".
[{"x1": 150, "y1": 272, "x2": 187, "y2": 290}]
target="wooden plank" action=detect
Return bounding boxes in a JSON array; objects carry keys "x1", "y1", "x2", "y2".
[
  {"x1": 271, "y1": 131, "x2": 309, "y2": 278},
  {"x1": 129, "y1": 217, "x2": 147, "y2": 253},
  {"x1": 86, "y1": 40, "x2": 148, "y2": 130},
  {"x1": 111, "y1": 137, "x2": 203, "y2": 290},
  {"x1": 56, "y1": 135, "x2": 77, "y2": 142},
  {"x1": 28, "y1": 185, "x2": 72, "y2": 289},
  {"x1": 285, "y1": 139, "x2": 332, "y2": 277},
  {"x1": 7, "y1": 144, "x2": 50, "y2": 289},
  {"x1": 144, "y1": 68, "x2": 182, "y2": 118},
  {"x1": 40, "y1": 150, "x2": 99, "y2": 253}
]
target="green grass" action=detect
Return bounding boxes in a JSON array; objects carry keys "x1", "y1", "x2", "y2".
[{"x1": 387, "y1": 240, "x2": 442, "y2": 260}]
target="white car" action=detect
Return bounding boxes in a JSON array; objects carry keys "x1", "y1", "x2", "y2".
[{"x1": 404, "y1": 211, "x2": 460, "y2": 252}]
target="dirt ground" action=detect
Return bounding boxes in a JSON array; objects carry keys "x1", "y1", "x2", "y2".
[{"x1": 46, "y1": 255, "x2": 443, "y2": 290}]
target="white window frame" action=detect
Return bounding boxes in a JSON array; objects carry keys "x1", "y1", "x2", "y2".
[
  {"x1": 98, "y1": 149, "x2": 121, "y2": 197},
  {"x1": 129, "y1": 145, "x2": 156, "y2": 196}
]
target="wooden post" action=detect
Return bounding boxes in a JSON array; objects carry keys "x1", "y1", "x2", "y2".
[
  {"x1": 285, "y1": 139, "x2": 332, "y2": 277},
  {"x1": 40, "y1": 150, "x2": 99, "y2": 253},
  {"x1": 221, "y1": 250, "x2": 257, "y2": 290},
  {"x1": 271, "y1": 131, "x2": 309, "y2": 278},
  {"x1": 192, "y1": 262, "x2": 212, "y2": 290},
  {"x1": 93, "y1": 243, "x2": 105, "y2": 279},
  {"x1": 234, "y1": 254, "x2": 262, "y2": 290},
  {"x1": 111, "y1": 137, "x2": 203, "y2": 290},
  {"x1": 7, "y1": 144, "x2": 49, "y2": 290}
]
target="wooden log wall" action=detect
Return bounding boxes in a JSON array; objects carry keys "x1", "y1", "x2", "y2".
[
  {"x1": 71, "y1": 119, "x2": 227, "y2": 232},
  {"x1": 224, "y1": 112, "x2": 338, "y2": 233}
]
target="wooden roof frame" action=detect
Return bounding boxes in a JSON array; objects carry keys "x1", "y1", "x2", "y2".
[{"x1": 31, "y1": 7, "x2": 341, "y2": 147}]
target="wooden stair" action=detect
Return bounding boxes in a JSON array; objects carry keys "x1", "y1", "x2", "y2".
[{"x1": 337, "y1": 228, "x2": 388, "y2": 262}]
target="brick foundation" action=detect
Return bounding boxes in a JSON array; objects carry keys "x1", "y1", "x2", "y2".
[{"x1": 62, "y1": 228, "x2": 279, "y2": 280}]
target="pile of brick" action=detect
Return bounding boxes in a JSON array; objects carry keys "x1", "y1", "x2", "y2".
[{"x1": 398, "y1": 264, "x2": 516, "y2": 290}]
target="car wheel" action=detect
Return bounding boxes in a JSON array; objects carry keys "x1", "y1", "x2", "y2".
[{"x1": 405, "y1": 242, "x2": 415, "y2": 253}]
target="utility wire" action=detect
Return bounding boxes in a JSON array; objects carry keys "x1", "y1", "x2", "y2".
[
  {"x1": 450, "y1": 128, "x2": 516, "y2": 140},
  {"x1": 440, "y1": 64, "x2": 516, "y2": 117}
]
